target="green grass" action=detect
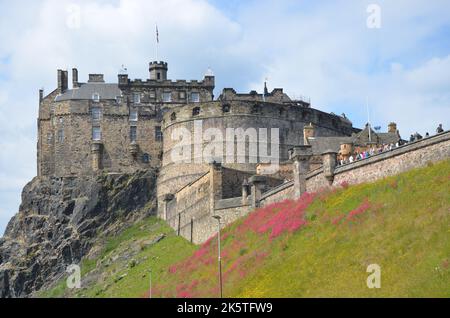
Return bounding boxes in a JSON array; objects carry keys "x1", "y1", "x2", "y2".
[
  {"x1": 42, "y1": 159, "x2": 450, "y2": 298},
  {"x1": 152, "y1": 159, "x2": 450, "y2": 298}
]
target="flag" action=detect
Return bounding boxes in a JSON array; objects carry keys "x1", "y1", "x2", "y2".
[{"x1": 156, "y1": 25, "x2": 159, "y2": 44}]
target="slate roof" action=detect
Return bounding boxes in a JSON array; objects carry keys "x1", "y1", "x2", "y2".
[
  {"x1": 350, "y1": 125, "x2": 401, "y2": 146},
  {"x1": 308, "y1": 136, "x2": 353, "y2": 155},
  {"x1": 55, "y1": 83, "x2": 122, "y2": 102}
]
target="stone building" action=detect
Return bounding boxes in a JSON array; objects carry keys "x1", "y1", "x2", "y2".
[
  {"x1": 37, "y1": 61, "x2": 214, "y2": 177},
  {"x1": 36, "y1": 59, "x2": 407, "y2": 243}
]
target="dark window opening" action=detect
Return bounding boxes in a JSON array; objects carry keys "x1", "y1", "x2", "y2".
[
  {"x1": 142, "y1": 153, "x2": 150, "y2": 163},
  {"x1": 170, "y1": 112, "x2": 177, "y2": 121},
  {"x1": 222, "y1": 104, "x2": 230, "y2": 113},
  {"x1": 192, "y1": 107, "x2": 200, "y2": 116},
  {"x1": 155, "y1": 126, "x2": 163, "y2": 142},
  {"x1": 157, "y1": 72, "x2": 161, "y2": 80}
]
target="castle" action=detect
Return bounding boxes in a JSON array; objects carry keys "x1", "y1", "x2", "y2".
[{"x1": 37, "y1": 60, "x2": 450, "y2": 244}]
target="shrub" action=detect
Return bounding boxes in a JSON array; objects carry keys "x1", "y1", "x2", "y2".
[{"x1": 340, "y1": 181, "x2": 350, "y2": 189}]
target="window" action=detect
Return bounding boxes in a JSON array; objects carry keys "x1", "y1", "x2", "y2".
[
  {"x1": 142, "y1": 153, "x2": 150, "y2": 163},
  {"x1": 192, "y1": 107, "x2": 200, "y2": 116},
  {"x1": 222, "y1": 104, "x2": 230, "y2": 113},
  {"x1": 155, "y1": 126, "x2": 163, "y2": 142},
  {"x1": 57, "y1": 129, "x2": 64, "y2": 143},
  {"x1": 179, "y1": 91, "x2": 186, "y2": 99},
  {"x1": 92, "y1": 93, "x2": 100, "y2": 102},
  {"x1": 92, "y1": 108, "x2": 101, "y2": 121},
  {"x1": 130, "y1": 126, "x2": 137, "y2": 142},
  {"x1": 170, "y1": 112, "x2": 176, "y2": 121},
  {"x1": 47, "y1": 133, "x2": 53, "y2": 144},
  {"x1": 190, "y1": 92, "x2": 200, "y2": 103},
  {"x1": 129, "y1": 110, "x2": 138, "y2": 122},
  {"x1": 133, "y1": 93, "x2": 141, "y2": 104},
  {"x1": 157, "y1": 72, "x2": 161, "y2": 80},
  {"x1": 92, "y1": 127, "x2": 102, "y2": 141},
  {"x1": 162, "y1": 92, "x2": 172, "y2": 102}
]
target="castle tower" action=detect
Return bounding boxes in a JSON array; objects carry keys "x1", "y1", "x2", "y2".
[{"x1": 149, "y1": 61, "x2": 168, "y2": 80}]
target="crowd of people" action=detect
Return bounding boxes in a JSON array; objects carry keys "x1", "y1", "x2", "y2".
[
  {"x1": 409, "y1": 123, "x2": 445, "y2": 142},
  {"x1": 338, "y1": 124, "x2": 445, "y2": 166}
]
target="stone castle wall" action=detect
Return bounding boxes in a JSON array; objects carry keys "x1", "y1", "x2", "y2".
[
  {"x1": 157, "y1": 100, "x2": 354, "y2": 204},
  {"x1": 166, "y1": 131, "x2": 449, "y2": 244}
]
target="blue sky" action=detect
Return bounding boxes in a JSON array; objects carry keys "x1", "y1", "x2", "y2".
[{"x1": 0, "y1": 0, "x2": 449, "y2": 235}]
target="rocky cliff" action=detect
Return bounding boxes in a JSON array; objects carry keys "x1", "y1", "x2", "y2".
[{"x1": 0, "y1": 170, "x2": 157, "y2": 298}]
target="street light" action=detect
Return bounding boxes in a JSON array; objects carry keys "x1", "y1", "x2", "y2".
[
  {"x1": 149, "y1": 268, "x2": 152, "y2": 299},
  {"x1": 212, "y1": 215, "x2": 223, "y2": 298}
]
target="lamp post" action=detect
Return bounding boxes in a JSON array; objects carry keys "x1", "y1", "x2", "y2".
[
  {"x1": 149, "y1": 268, "x2": 152, "y2": 299},
  {"x1": 212, "y1": 215, "x2": 223, "y2": 298}
]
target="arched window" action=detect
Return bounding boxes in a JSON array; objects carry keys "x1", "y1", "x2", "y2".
[{"x1": 142, "y1": 153, "x2": 150, "y2": 163}]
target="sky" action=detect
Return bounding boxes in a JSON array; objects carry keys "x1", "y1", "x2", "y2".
[{"x1": 0, "y1": 0, "x2": 449, "y2": 235}]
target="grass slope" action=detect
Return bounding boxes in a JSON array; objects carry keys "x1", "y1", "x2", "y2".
[{"x1": 44, "y1": 160, "x2": 450, "y2": 298}]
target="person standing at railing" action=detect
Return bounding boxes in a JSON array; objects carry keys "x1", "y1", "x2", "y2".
[{"x1": 436, "y1": 124, "x2": 444, "y2": 134}]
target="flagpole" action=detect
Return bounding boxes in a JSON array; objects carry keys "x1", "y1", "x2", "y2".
[
  {"x1": 156, "y1": 24, "x2": 159, "y2": 61},
  {"x1": 367, "y1": 96, "x2": 371, "y2": 143}
]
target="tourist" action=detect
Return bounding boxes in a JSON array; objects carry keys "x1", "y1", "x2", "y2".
[
  {"x1": 425, "y1": 132, "x2": 430, "y2": 138},
  {"x1": 410, "y1": 134, "x2": 415, "y2": 142},
  {"x1": 436, "y1": 124, "x2": 444, "y2": 134}
]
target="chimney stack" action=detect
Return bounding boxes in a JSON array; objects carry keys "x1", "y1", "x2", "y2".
[
  {"x1": 88, "y1": 74, "x2": 105, "y2": 83},
  {"x1": 72, "y1": 68, "x2": 79, "y2": 88},
  {"x1": 303, "y1": 123, "x2": 315, "y2": 145},
  {"x1": 388, "y1": 122, "x2": 397, "y2": 133},
  {"x1": 57, "y1": 69, "x2": 68, "y2": 93}
]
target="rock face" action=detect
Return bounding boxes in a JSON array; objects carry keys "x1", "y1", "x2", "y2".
[{"x1": 0, "y1": 169, "x2": 157, "y2": 298}]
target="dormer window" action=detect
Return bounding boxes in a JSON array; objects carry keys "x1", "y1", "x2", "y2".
[
  {"x1": 133, "y1": 93, "x2": 141, "y2": 104},
  {"x1": 92, "y1": 93, "x2": 100, "y2": 102},
  {"x1": 162, "y1": 92, "x2": 172, "y2": 103},
  {"x1": 190, "y1": 92, "x2": 200, "y2": 103}
]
